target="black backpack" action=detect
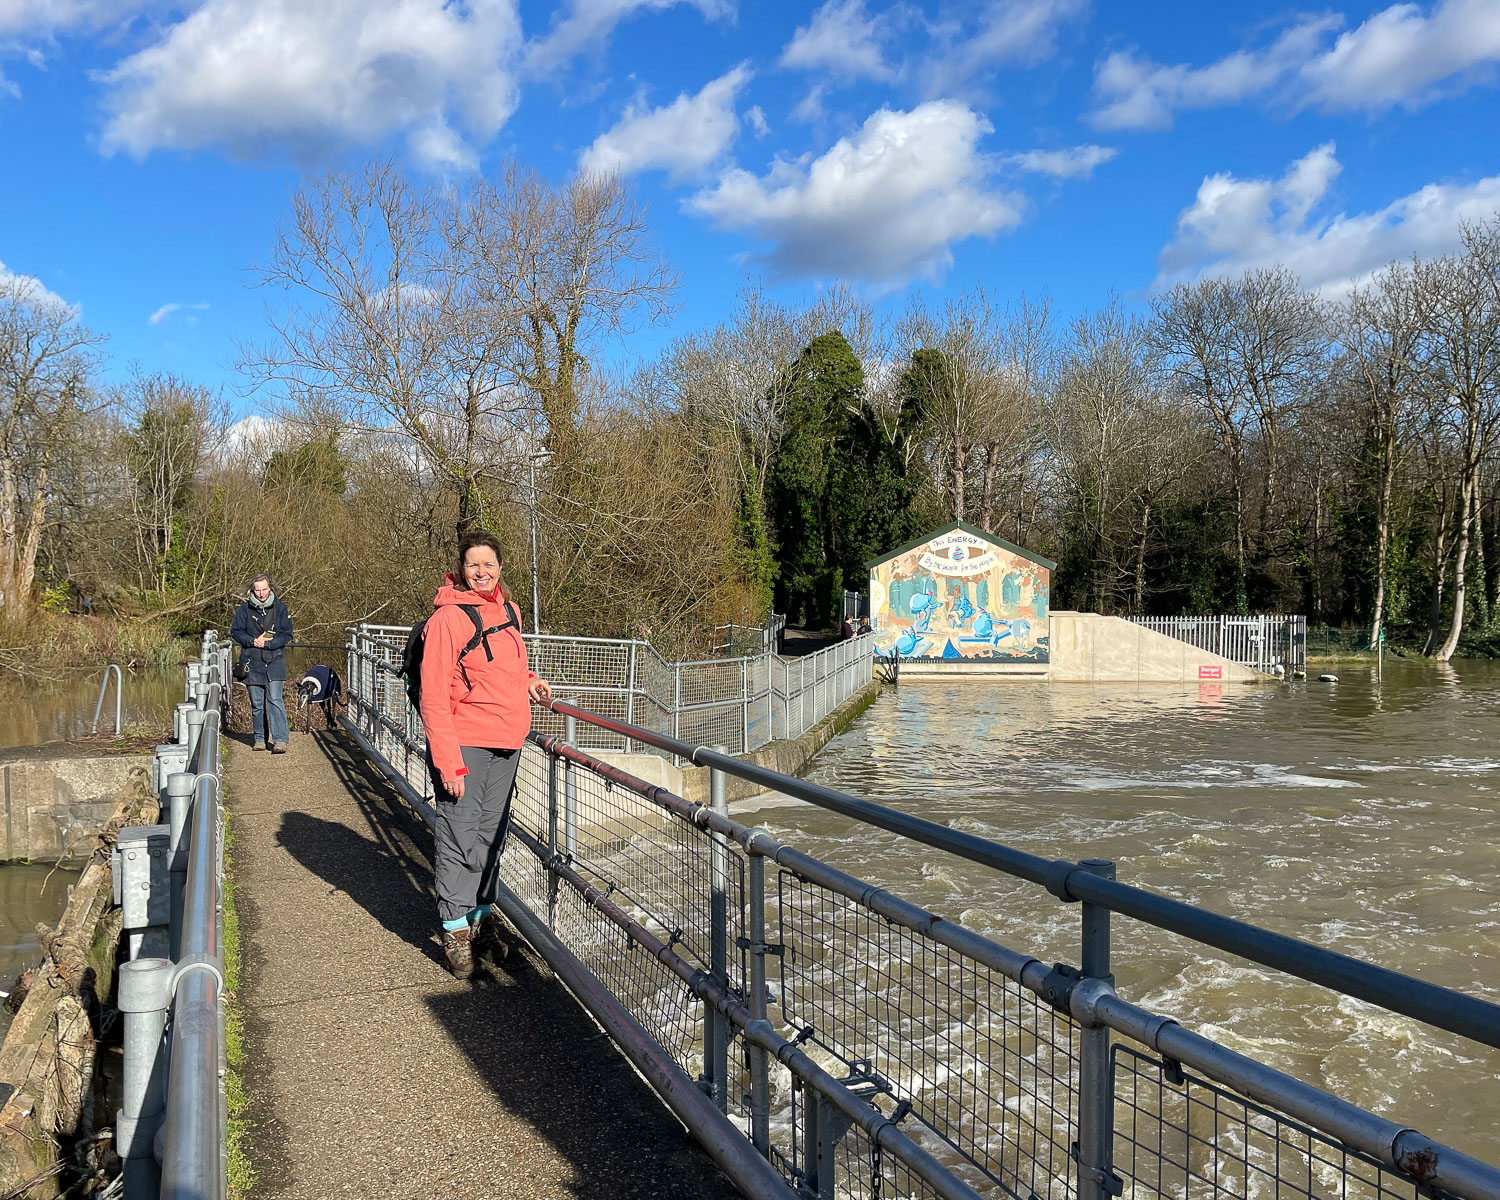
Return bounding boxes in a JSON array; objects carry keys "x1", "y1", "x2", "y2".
[{"x1": 401, "y1": 601, "x2": 521, "y2": 711}]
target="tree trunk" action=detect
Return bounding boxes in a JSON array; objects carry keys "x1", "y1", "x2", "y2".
[
  {"x1": 950, "y1": 437, "x2": 967, "y2": 522},
  {"x1": 13, "y1": 463, "x2": 47, "y2": 623},
  {"x1": 1132, "y1": 502, "x2": 1150, "y2": 614},
  {"x1": 1435, "y1": 470, "x2": 1477, "y2": 660},
  {"x1": 0, "y1": 452, "x2": 17, "y2": 610},
  {"x1": 1370, "y1": 430, "x2": 1394, "y2": 646}
]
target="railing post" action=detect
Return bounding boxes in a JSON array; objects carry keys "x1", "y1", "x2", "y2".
[
  {"x1": 563, "y1": 708, "x2": 578, "y2": 861},
  {"x1": 741, "y1": 659, "x2": 750, "y2": 753},
  {"x1": 165, "y1": 772, "x2": 194, "y2": 959},
  {"x1": 1076, "y1": 858, "x2": 1119, "y2": 1200},
  {"x1": 117, "y1": 956, "x2": 171, "y2": 1200},
  {"x1": 703, "y1": 747, "x2": 730, "y2": 1112},
  {"x1": 746, "y1": 842, "x2": 771, "y2": 1155},
  {"x1": 625, "y1": 643, "x2": 637, "y2": 754},
  {"x1": 547, "y1": 747, "x2": 561, "y2": 933}
]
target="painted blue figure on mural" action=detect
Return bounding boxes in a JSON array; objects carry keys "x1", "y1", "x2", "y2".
[
  {"x1": 909, "y1": 590, "x2": 938, "y2": 634},
  {"x1": 895, "y1": 627, "x2": 929, "y2": 657},
  {"x1": 951, "y1": 591, "x2": 975, "y2": 626}
]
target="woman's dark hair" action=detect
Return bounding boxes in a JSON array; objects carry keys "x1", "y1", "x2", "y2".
[{"x1": 454, "y1": 532, "x2": 513, "y2": 602}]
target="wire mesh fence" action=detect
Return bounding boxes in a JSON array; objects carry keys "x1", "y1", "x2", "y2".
[
  {"x1": 343, "y1": 638, "x2": 1497, "y2": 1200},
  {"x1": 347, "y1": 622, "x2": 874, "y2": 769}
]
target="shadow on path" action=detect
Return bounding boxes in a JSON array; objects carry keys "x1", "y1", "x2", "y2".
[{"x1": 266, "y1": 730, "x2": 739, "y2": 1200}]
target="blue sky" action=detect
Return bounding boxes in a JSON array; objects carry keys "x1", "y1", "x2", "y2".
[{"x1": 3, "y1": 0, "x2": 1499, "y2": 414}]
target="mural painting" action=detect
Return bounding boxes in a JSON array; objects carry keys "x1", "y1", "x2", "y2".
[{"x1": 869, "y1": 524, "x2": 1052, "y2": 663}]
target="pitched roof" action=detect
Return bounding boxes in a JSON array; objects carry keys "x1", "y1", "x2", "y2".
[{"x1": 864, "y1": 520, "x2": 1058, "y2": 572}]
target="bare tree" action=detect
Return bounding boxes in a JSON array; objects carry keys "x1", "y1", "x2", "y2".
[
  {"x1": 1333, "y1": 263, "x2": 1426, "y2": 644},
  {"x1": 1416, "y1": 220, "x2": 1500, "y2": 659},
  {"x1": 245, "y1": 160, "x2": 677, "y2": 540},
  {"x1": 0, "y1": 278, "x2": 105, "y2": 621}
]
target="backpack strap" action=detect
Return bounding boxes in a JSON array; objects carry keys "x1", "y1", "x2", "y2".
[{"x1": 454, "y1": 602, "x2": 522, "y2": 690}]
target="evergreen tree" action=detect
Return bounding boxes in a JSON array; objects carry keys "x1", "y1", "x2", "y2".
[{"x1": 766, "y1": 333, "x2": 860, "y2": 626}]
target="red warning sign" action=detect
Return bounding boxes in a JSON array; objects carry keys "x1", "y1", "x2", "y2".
[{"x1": 1198, "y1": 665, "x2": 1223, "y2": 679}]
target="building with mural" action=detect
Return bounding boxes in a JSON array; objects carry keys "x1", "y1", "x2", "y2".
[{"x1": 867, "y1": 522, "x2": 1055, "y2": 664}]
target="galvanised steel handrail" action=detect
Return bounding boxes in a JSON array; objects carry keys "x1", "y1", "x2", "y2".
[
  {"x1": 116, "y1": 633, "x2": 230, "y2": 1200},
  {"x1": 539, "y1": 696, "x2": 1500, "y2": 1055}
]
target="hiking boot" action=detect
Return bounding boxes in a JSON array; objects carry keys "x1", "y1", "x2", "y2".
[
  {"x1": 442, "y1": 926, "x2": 475, "y2": 980},
  {"x1": 271, "y1": 742, "x2": 287, "y2": 754},
  {"x1": 251, "y1": 741, "x2": 265, "y2": 751},
  {"x1": 472, "y1": 912, "x2": 510, "y2": 967}
]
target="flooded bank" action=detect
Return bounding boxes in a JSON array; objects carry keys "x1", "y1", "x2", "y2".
[{"x1": 740, "y1": 660, "x2": 1500, "y2": 1164}]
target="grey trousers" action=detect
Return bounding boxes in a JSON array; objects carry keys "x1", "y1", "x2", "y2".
[{"x1": 427, "y1": 745, "x2": 521, "y2": 924}]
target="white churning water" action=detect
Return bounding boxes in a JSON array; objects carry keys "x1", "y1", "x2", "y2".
[{"x1": 735, "y1": 661, "x2": 1500, "y2": 1166}]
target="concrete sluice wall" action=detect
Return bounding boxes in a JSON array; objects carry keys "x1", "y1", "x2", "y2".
[
  {"x1": 899, "y1": 611, "x2": 1266, "y2": 682},
  {"x1": 0, "y1": 756, "x2": 155, "y2": 1197}
]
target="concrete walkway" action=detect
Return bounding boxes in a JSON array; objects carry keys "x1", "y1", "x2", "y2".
[{"x1": 228, "y1": 728, "x2": 742, "y2": 1199}]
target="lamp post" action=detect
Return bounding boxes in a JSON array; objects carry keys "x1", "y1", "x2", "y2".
[{"x1": 528, "y1": 454, "x2": 541, "y2": 633}]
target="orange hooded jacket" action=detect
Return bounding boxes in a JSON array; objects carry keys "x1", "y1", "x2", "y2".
[{"x1": 418, "y1": 576, "x2": 535, "y2": 784}]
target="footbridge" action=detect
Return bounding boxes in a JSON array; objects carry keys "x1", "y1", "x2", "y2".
[{"x1": 111, "y1": 631, "x2": 1499, "y2": 1200}]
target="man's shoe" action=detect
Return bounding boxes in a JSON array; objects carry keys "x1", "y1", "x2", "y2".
[
  {"x1": 443, "y1": 926, "x2": 475, "y2": 980},
  {"x1": 472, "y1": 912, "x2": 511, "y2": 966},
  {"x1": 251, "y1": 741, "x2": 265, "y2": 751},
  {"x1": 271, "y1": 743, "x2": 287, "y2": 754}
]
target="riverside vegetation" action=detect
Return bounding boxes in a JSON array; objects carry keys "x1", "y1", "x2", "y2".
[{"x1": 4, "y1": 159, "x2": 1500, "y2": 661}]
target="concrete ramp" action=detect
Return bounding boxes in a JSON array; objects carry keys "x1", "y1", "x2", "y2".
[{"x1": 1048, "y1": 611, "x2": 1266, "y2": 683}]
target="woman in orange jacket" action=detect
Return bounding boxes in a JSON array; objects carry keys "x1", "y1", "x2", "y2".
[{"x1": 419, "y1": 532, "x2": 551, "y2": 979}]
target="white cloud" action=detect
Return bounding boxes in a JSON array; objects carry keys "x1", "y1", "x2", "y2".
[
  {"x1": 745, "y1": 104, "x2": 769, "y2": 137},
  {"x1": 792, "y1": 85, "x2": 827, "y2": 124},
  {"x1": 1006, "y1": 144, "x2": 1115, "y2": 179},
  {"x1": 780, "y1": 0, "x2": 890, "y2": 82},
  {"x1": 149, "y1": 301, "x2": 209, "y2": 326},
  {"x1": 688, "y1": 100, "x2": 1022, "y2": 287},
  {"x1": 922, "y1": 0, "x2": 1088, "y2": 96},
  {"x1": 1302, "y1": 0, "x2": 1500, "y2": 110},
  {"x1": 525, "y1": 0, "x2": 730, "y2": 75},
  {"x1": 98, "y1": 0, "x2": 523, "y2": 168},
  {"x1": 1156, "y1": 142, "x2": 1500, "y2": 294},
  {"x1": 0, "y1": 0, "x2": 153, "y2": 37},
  {"x1": 0, "y1": 260, "x2": 70, "y2": 310},
  {"x1": 1090, "y1": 16, "x2": 1338, "y2": 130},
  {"x1": 579, "y1": 64, "x2": 749, "y2": 180},
  {"x1": 1092, "y1": 0, "x2": 1500, "y2": 130}
]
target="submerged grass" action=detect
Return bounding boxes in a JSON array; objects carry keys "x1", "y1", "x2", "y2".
[
  {"x1": 0, "y1": 613, "x2": 192, "y2": 675},
  {"x1": 221, "y1": 765, "x2": 256, "y2": 1198}
]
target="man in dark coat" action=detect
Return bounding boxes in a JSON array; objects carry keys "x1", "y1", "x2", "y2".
[{"x1": 231, "y1": 574, "x2": 294, "y2": 752}]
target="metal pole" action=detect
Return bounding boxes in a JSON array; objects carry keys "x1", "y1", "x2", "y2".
[
  {"x1": 529, "y1": 454, "x2": 541, "y2": 634},
  {"x1": 117, "y1": 956, "x2": 171, "y2": 1200},
  {"x1": 741, "y1": 659, "x2": 749, "y2": 753},
  {"x1": 705, "y1": 749, "x2": 730, "y2": 1112},
  {"x1": 1076, "y1": 858, "x2": 1117, "y2": 1200},
  {"x1": 625, "y1": 643, "x2": 636, "y2": 755},
  {"x1": 747, "y1": 847, "x2": 771, "y2": 1154},
  {"x1": 184, "y1": 708, "x2": 207, "y2": 773},
  {"x1": 563, "y1": 709, "x2": 578, "y2": 861},
  {"x1": 547, "y1": 748, "x2": 561, "y2": 933},
  {"x1": 165, "y1": 772, "x2": 194, "y2": 960}
]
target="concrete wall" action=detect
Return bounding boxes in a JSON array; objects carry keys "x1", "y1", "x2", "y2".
[
  {"x1": 0, "y1": 745, "x2": 153, "y2": 863},
  {"x1": 1046, "y1": 611, "x2": 1265, "y2": 683},
  {"x1": 592, "y1": 680, "x2": 884, "y2": 805}
]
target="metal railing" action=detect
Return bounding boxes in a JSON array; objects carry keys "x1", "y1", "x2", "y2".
[
  {"x1": 714, "y1": 612, "x2": 787, "y2": 658},
  {"x1": 1126, "y1": 613, "x2": 1307, "y2": 672},
  {"x1": 345, "y1": 624, "x2": 874, "y2": 766},
  {"x1": 91, "y1": 662, "x2": 123, "y2": 735},
  {"x1": 343, "y1": 681, "x2": 1499, "y2": 1200},
  {"x1": 113, "y1": 632, "x2": 231, "y2": 1199}
]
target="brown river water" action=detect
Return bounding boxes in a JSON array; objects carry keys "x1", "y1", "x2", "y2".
[
  {"x1": 0, "y1": 667, "x2": 187, "y2": 1038},
  {"x1": 738, "y1": 660, "x2": 1500, "y2": 1166}
]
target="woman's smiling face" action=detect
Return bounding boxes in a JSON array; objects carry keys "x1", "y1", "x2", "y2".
[{"x1": 462, "y1": 547, "x2": 500, "y2": 594}]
